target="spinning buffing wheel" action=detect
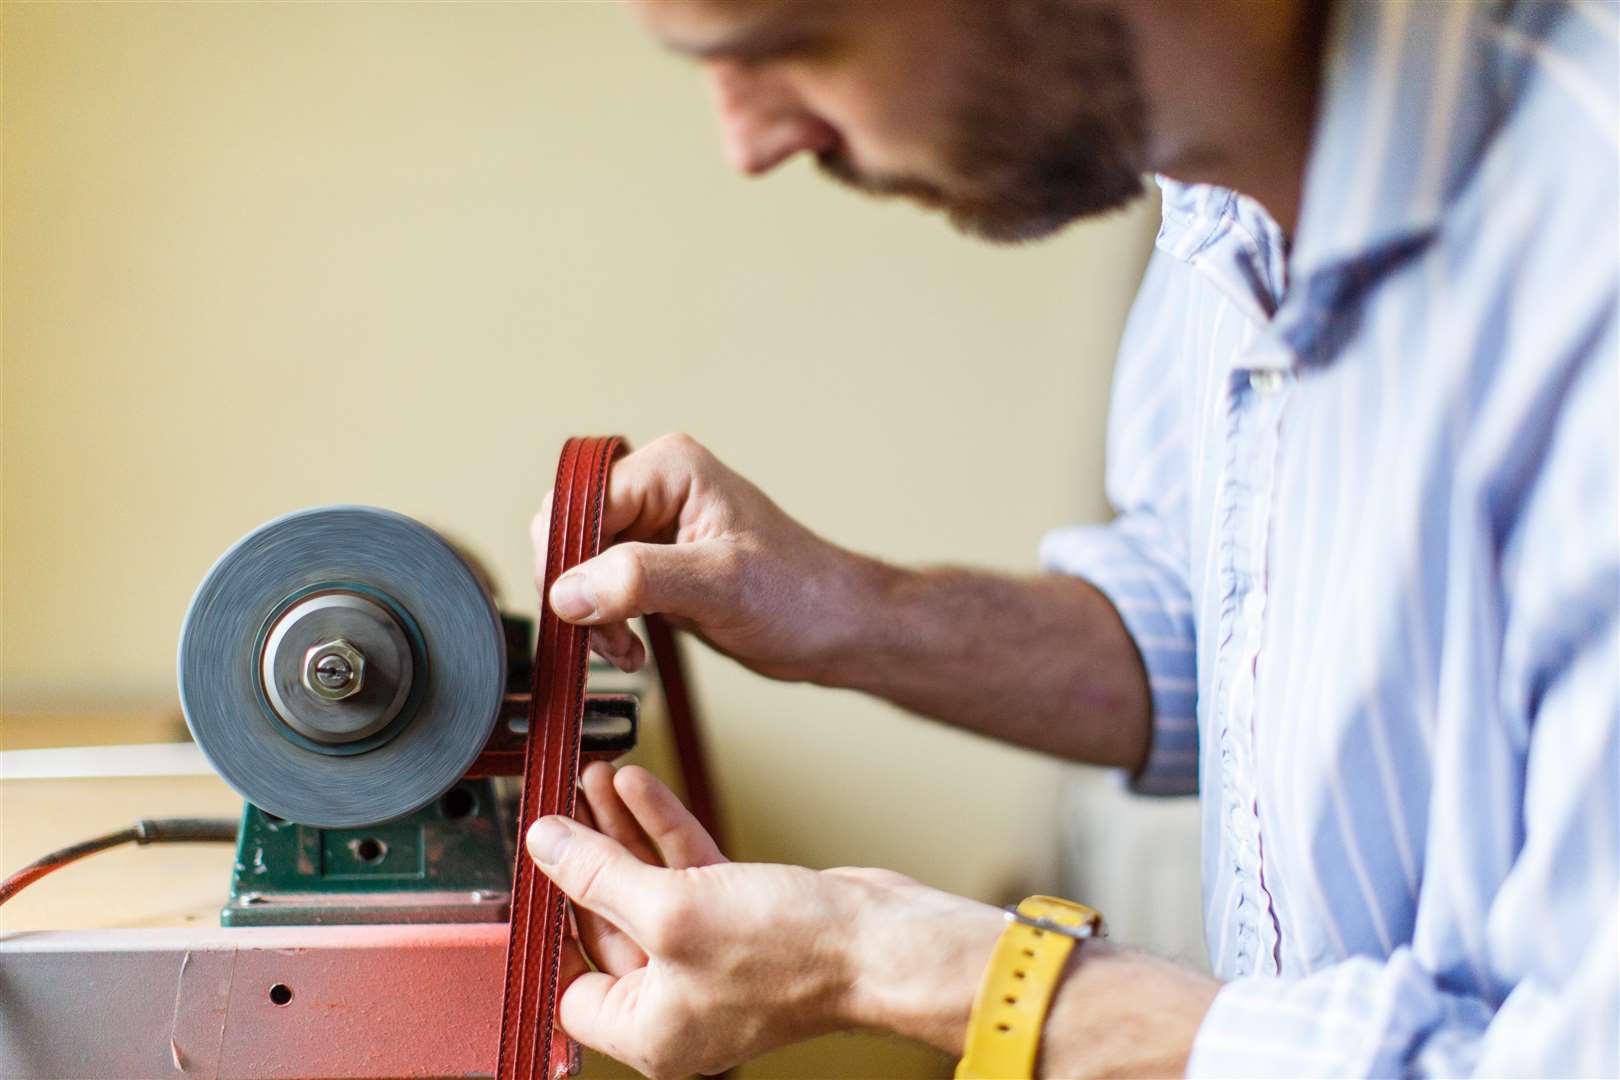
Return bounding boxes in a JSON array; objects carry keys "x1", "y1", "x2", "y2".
[{"x1": 178, "y1": 506, "x2": 506, "y2": 828}]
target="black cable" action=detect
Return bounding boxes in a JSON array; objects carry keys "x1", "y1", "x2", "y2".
[{"x1": 0, "y1": 816, "x2": 239, "y2": 906}]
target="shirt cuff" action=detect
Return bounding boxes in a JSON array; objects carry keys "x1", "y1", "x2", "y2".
[
  {"x1": 1189, "y1": 974, "x2": 1370, "y2": 1078},
  {"x1": 1187, "y1": 954, "x2": 1495, "y2": 1078},
  {"x1": 1040, "y1": 522, "x2": 1199, "y2": 796}
]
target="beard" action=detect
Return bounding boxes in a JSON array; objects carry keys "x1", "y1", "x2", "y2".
[{"x1": 816, "y1": 0, "x2": 1147, "y2": 243}]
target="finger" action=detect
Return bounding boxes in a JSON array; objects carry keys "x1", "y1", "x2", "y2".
[
  {"x1": 570, "y1": 794, "x2": 649, "y2": 975},
  {"x1": 589, "y1": 623, "x2": 647, "y2": 673},
  {"x1": 573, "y1": 909, "x2": 647, "y2": 978},
  {"x1": 558, "y1": 968, "x2": 646, "y2": 1066},
  {"x1": 559, "y1": 937, "x2": 591, "y2": 988},
  {"x1": 598, "y1": 433, "x2": 716, "y2": 541},
  {"x1": 573, "y1": 791, "x2": 599, "y2": 832},
  {"x1": 526, "y1": 815, "x2": 668, "y2": 935},
  {"x1": 539, "y1": 497, "x2": 649, "y2": 673},
  {"x1": 538, "y1": 432, "x2": 703, "y2": 600},
  {"x1": 549, "y1": 540, "x2": 728, "y2": 626},
  {"x1": 581, "y1": 761, "x2": 662, "y2": 866},
  {"x1": 615, "y1": 765, "x2": 727, "y2": 868}
]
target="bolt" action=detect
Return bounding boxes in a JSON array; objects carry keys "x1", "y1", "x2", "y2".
[
  {"x1": 302, "y1": 639, "x2": 366, "y2": 702},
  {"x1": 314, "y1": 653, "x2": 353, "y2": 689}
]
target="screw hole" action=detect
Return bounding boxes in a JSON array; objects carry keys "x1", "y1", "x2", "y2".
[
  {"x1": 1021, "y1": 947, "x2": 1036, "y2": 958},
  {"x1": 1013, "y1": 969, "x2": 1026, "y2": 980},
  {"x1": 1003, "y1": 995, "x2": 1018, "y2": 1005},
  {"x1": 995, "y1": 1023, "x2": 1011, "y2": 1033},
  {"x1": 439, "y1": 786, "x2": 478, "y2": 820},
  {"x1": 268, "y1": 983, "x2": 293, "y2": 1006},
  {"x1": 351, "y1": 837, "x2": 387, "y2": 864}
]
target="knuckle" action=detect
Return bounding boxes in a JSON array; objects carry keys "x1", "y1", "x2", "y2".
[
  {"x1": 708, "y1": 543, "x2": 750, "y2": 607},
  {"x1": 569, "y1": 848, "x2": 612, "y2": 910},
  {"x1": 638, "y1": 896, "x2": 677, "y2": 954},
  {"x1": 711, "y1": 541, "x2": 746, "y2": 581},
  {"x1": 656, "y1": 431, "x2": 710, "y2": 466},
  {"x1": 641, "y1": 887, "x2": 700, "y2": 957},
  {"x1": 608, "y1": 545, "x2": 648, "y2": 606},
  {"x1": 659, "y1": 431, "x2": 698, "y2": 452}
]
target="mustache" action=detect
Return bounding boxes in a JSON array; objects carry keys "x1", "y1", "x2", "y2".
[
  {"x1": 814, "y1": 149, "x2": 953, "y2": 209},
  {"x1": 812, "y1": 143, "x2": 1110, "y2": 245}
]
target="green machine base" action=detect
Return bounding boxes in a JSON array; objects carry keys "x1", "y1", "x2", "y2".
[{"x1": 222, "y1": 778, "x2": 516, "y2": 927}]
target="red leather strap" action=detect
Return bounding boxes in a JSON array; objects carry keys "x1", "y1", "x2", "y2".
[
  {"x1": 644, "y1": 614, "x2": 723, "y2": 844},
  {"x1": 498, "y1": 435, "x2": 622, "y2": 1080},
  {"x1": 497, "y1": 437, "x2": 727, "y2": 1080}
]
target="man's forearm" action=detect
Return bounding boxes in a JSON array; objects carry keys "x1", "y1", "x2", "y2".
[
  {"x1": 836, "y1": 871, "x2": 1218, "y2": 1078},
  {"x1": 539, "y1": 436, "x2": 1152, "y2": 768},
  {"x1": 816, "y1": 557, "x2": 1152, "y2": 769}
]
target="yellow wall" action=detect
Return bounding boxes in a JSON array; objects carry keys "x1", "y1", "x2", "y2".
[{"x1": 3, "y1": 3, "x2": 1155, "y2": 1075}]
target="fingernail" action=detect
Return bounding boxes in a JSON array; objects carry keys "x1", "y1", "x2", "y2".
[
  {"x1": 527, "y1": 817, "x2": 570, "y2": 865},
  {"x1": 550, "y1": 572, "x2": 597, "y2": 622}
]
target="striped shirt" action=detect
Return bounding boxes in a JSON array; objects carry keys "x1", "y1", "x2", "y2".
[{"x1": 1041, "y1": 1, "x2": 1618, "y2": 1074}]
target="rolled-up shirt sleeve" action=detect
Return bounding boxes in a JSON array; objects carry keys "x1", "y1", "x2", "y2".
[
  {"x1": 1042, "y1": 248, "x2": 1201, "y2": 796},
  {"x1": 1041, "y1": 516, "x2": 1198, "y2": 796}
]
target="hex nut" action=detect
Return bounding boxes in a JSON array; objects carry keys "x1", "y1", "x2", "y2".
[{"x1": 302, "y1": 639, "x2": 366, "y2": 702}]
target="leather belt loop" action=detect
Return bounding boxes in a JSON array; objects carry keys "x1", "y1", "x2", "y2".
[
  {"x1": 498, "y1": 435, "x2": 623, "y2": 1080},
  {"x1": 496, "y1": 436, "x2": 727, "y2": 1080},
  {"x1": 644, "y1": 614, "x2": 724, "y2": 846}
]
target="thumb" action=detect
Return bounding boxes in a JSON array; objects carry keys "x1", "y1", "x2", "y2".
[
  {"x1": 526, "y1": 816, "x2": 665, "y2": 933},
  {"x1": 548, "y1": 540, "x2": 727, "y2": 626}
]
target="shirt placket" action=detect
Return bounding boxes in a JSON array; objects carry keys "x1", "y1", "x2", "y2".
[{"x1": 1212, "y1": 361, "x2": 1290, "y2": 978}]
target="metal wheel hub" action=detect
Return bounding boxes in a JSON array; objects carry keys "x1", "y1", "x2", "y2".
[{"x1": 259, "y1": 590, "x2": 416, "y2": 746}]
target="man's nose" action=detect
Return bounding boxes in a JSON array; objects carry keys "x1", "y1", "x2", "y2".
[{"x1": 709, "y1": 66, "x2": 840, "y2": 176}]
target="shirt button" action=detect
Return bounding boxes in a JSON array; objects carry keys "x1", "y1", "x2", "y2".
[{"x1": 1249, "y1": 370, "x2": 1286, "y2": 395}]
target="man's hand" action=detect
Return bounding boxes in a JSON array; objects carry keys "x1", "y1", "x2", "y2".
[
  {"x1": 531, "y1": 760, "x2": 912, "y2": 1078},
  {"x1": 531, "y1": 433, "x2": 1153, "y2": 769},
  {"x1": 535, "y1": 762, "x2": 1217, "y2": 1078},
  {"x1": 531, "y1": 433, "x2": 864, "y2": 680}
]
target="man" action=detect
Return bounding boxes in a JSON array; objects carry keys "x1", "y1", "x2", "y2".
[{"x1": 523, "y1": 1, "x2": 1618, "y2": 1076}]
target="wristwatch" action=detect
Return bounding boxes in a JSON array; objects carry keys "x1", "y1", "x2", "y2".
[{"x1": 954, "y1": 895, "x2": 1106, "y2": 1080}]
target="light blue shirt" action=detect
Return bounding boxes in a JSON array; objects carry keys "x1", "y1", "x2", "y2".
[{"x1": 1041, "y1": 1, "x2": 1618, "y2": 1074}]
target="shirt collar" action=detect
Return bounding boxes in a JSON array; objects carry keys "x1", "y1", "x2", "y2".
[
  {"x1": 1287, "y1": 0, "x2": 1505, "y2": 281},
  {"x1": 1150, "y1": 0, "x2": 1507, "y2": 368}
]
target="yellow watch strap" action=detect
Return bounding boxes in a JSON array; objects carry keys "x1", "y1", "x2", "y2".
[{"x1": 954, "y1": 895, "x2": 1104, "y2": 1080}]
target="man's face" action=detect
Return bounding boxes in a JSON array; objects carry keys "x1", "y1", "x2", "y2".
[{"x1": 633, "y1": 0, "x2": 1148, "y2": 243}]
